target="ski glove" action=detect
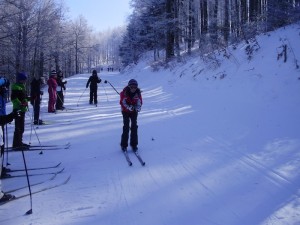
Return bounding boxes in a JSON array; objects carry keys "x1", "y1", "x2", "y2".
[
  {"x1": 21, "y1": 101, "x2": 28, "y2": 107},
  {"x1": 127, "y1": 105, "x2": 134, "y2": 111},
  {"x1": 135, "y1": 106, "x2": 141, "y2": 112},
  {"x1": 13, "y1": 110, "x2": 21, "y2": 118}
]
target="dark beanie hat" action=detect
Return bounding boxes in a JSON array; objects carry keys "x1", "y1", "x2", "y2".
[
  {"x1": 16, "y1": 72, "x2": 27, "y2": 81},
  {"x1": 128, "y1": 79, "x2": 138, "y2": 87}
]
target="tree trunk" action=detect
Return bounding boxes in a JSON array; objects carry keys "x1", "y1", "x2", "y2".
[
  {"x1": 166, "y1": 0, "x2": 175, "y2": 61},
  {"x1": 199, "y1": 0, "x2": 208, "y2": 48},
  {"x1": 223, "y1": 0, "x2": 230, "y2": 44}
]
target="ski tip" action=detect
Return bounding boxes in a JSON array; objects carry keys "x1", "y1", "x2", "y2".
[
  {"x1": 142, "y1": 162, "x2": 146, "y2": 166},
  {"x1": 129, "y1": 162, "x2": 133, "y2": 166}
]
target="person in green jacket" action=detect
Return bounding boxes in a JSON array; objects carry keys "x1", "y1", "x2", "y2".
[{"x1": 11, "y1": 72, "x2": 29, "y2": 149}]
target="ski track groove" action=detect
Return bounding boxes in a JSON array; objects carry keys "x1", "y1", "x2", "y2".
[
  {"x1": 216, "y1": 139, "x2": 300, "y2": 197},
  {"x1": 171, "y1": 152, "x2": 242, "y2": 222}
]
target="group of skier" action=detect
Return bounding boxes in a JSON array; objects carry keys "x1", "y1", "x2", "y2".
[
  {"x1": 0, "y1": 69, "x2": 143, "y2": 204},
  {"x1": 0, "y1": 76, "x2": 19, "y2": 203},
  {"x1": 30, "y1": 70, "x2": 67, "y2": 124},
  {"x1": 46, "y1": 70, "x2": 67, "y2": 114},
  {"x1": 0, "y1": 72, "x2": 31, "y2": 203},
  {"x1": 0, "y1": 70, "x2": 68, "y2": 203}
]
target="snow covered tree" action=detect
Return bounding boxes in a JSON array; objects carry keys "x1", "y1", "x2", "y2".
[
  {"x1": 120, "y1": 0, "x2": 166, "y2": 64},
  {"x1": 70, "y1": 16, "x2": 91, "y2": 74}
]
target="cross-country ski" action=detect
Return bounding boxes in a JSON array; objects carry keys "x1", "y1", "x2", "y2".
[
  {"x1": 122, "y1": 149, "x2": 145, "y2": 166},
  {"x1": 122, "y1": 150, "x2": 132, "y2": 166},
  {"x1": 5, "y1": 143, "x2": 71, "y2": 152},
  {"x1": 2, "y1": 168, "x2": 64, "y2": 179},
  {"x1": 5, "y1": 162, "x2": 62, "y2": 173},
  {"x1": 35, "y1": 120, "x2": 72, "y2": 126},
  {"x1": 133, "y1": 151, "x2": 146, "y2": 166},
  {"x1": 0, "y1": 176, "x2": 71, "y2": 206},
  {"x1": 6, "y1": 173, "x2": 58, "y2": 193},
  {"x1": 26, "y1": 142, "x2": 71, "y2": 148}
]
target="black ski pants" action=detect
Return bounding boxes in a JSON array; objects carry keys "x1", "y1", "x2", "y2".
[
  {"x1": 89, "y1": 87, "x2": 98, "y2": 104},
  {"x1": 56, "y1": 91, "x2": 64, "y2": 109},
  {"x1": 13, "y1": 111, "x2": 25, "y2": 147},
  {"x1": 121, "y1": 111, "x2": 138, "y2": 148},
  {"x1": 32, "y1": 99, "x2": 41, "y2": 122}
]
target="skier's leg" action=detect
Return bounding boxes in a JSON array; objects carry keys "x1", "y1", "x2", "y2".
[
  {"x1": 89, "y1": 89, "x2": 93, "y2": 104},
  {"x1": 94, "y1": 90, "x2": 98, "y2": 105},
  {"x1": 130, "y1": 112, "x2": 138, "y2": 148},
  {"x1": 121, "y1": 112, "x2": 130, "y2": 148}
]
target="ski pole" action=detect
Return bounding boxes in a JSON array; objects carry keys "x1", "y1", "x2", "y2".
[
  {"x1": 77, "y1": 87, "x2": 87, "y2": 106},
  {"x1": 1, "y1": 126, "x2": 5, "y2": 167},
  {"x1": 39, "y1": 93, "x2": 43, "y2": 122},
  {"x1": 4, "y1": 124, "x2": 10, "y2": 166},
  {"x1": 20, "y1": 149, "x2": 33, "y2": 215},
  {"x1": 26, "y1": 111, "x2": 44, "y2": 155},
  {"x1": 101, "y1": 83, "x2": 109, "y2": 102},
  {"x1": 104, "y1": 80, "x2": 120, "y2": 95},
  {"x1": 29, "y1": 106, "x2": 34, "y2": 143}
]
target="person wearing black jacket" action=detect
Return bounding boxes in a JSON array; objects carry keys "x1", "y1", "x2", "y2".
[
  {"x1": 0, "y1": 111, "x2": 19, "y2": 203},
  {"x1": 56, "y1": 71, "x2": 67, "y2": 110},
  {"x1": 30, "y1": 77, "x2": 44, "y2": 125},
  {"x1": 86, "y1": 70, "x2": 101, "y2": 105}
]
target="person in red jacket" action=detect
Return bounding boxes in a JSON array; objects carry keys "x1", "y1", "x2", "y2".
[
  {"x1": 120, "y1": 79, "x2": 142, "y2": 152},
  {"x1": 47, "y1": 70, "x2": 57, "y2": 113}
]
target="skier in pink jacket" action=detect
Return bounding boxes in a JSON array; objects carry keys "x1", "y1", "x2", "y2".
[{"x1": 47, "y1": 70, "x2": 57, "y2": 113}]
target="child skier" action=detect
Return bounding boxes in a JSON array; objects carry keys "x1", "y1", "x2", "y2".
[{"x1": 120, "y1": 79, "x2": 142, "y2": 151}]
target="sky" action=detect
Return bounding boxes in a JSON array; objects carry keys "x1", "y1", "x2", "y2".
[{"x1": 63, "y1": 0, "x2": 132, "y2": 32}]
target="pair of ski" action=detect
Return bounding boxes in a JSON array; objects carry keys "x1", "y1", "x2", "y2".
[
  {"x1": 55, "y1": 108, "x2": 81, "y2": 113},
  {"x1": 1, "y1": 162, "x2": 71, "y2": 205},
  {"x1": 123, "y1": 149, "x2": 145, "y2": 166},
  {"x1": 5, "y1": 163, "x2": 62, "y2": 190},
  {"x1": 6, "y1": 142, "x2": 71, "y2": 152},
  {"x1": 0, "y1": 175, "x2": 71, "y2": 205},
  {"x1": 35, "y1": 120, "x2": 72, "y2": 126},
  {"x1": 3, "y1": 164, "x2": 65, "y2": 179}
]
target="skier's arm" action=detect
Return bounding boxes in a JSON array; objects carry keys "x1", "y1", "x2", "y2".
[
  {"x1": 120, "y1": 91, "x2": 133, "y2": 111},
  {"x1": 134, "y1": 94, "x2": 142, "y2": 112},
  {"x1": 0, "y1": 112, "x2": 15, "y2": 126},
  {"x1": 86, "y1": 78, "x2": 91, "y2": 88}
]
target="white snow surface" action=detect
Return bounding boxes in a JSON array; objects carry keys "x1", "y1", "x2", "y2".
[{"x1": 1, "y1": 24, "x2": 300, "y2": 225}]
